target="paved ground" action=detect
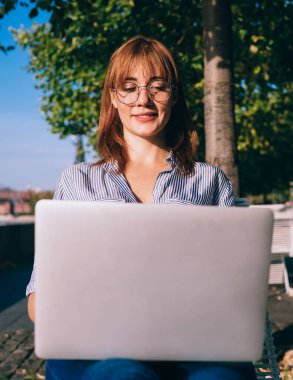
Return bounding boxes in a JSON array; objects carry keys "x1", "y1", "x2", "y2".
[
  {"x1": 0, "y1": 330, "x2": 45, "y2": 380},
  {"x1": 268, "y1": 285, "x2": 293, "y2": 365},
  {"x1": 0, "y1": 300, "x2": 33, "y2": 332},
  {"x1": 0, "y1": 259, "x2": 292, "y2": 379},
  {"x1": 0, "y1": 258, "x2": 43, "y2": 379}
]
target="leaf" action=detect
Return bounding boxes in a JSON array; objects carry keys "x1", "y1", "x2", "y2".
[
  {"x1": 249, "y1": 44, "x2": 258, "y2": 53},
  {"x1": 29, "y1": 7, "x2": 38, "y2": 18}
]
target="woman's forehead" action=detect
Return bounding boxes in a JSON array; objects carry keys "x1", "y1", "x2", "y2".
[
  {"x1": 114, "y1": 55, "x2": 171, "y2": 83},
  {"x1": 122, "y1": 68, "x2": 167, "y2": 82}
]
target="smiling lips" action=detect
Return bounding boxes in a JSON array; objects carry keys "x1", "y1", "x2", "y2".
[{"x1": 132, "y1": 112, "x2": 158, "y2": 122}]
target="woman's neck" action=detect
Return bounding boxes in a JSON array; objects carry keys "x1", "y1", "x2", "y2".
[{"x1": 124, "y1": 134, "x2": 169, "y2": 167}]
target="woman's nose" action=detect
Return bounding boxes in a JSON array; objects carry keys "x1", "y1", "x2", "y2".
[{"x1": 136, "y1": 87, "x2": 152, "y2": 105}]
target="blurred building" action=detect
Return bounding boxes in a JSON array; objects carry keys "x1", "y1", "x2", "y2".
[{"x1": 0, "y1": 189, "x2": 32, "y2": 215}]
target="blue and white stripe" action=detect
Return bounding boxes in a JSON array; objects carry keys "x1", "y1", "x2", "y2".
[{"x1": 26, "y1": 151, "x2": 234, "y2": 295}]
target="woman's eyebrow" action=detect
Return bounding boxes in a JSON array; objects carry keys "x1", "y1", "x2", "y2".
[{"x1": 123, "y1": 76, "x2": 166, "y2": 82}]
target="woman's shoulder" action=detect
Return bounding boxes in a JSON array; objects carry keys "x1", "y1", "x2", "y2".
[
  {"x1": 194, "y1": 161, "x2": 225, "y2": 177},
  {"x1": 53, "y1": 161, "x2": 106, "y2": 200},
  {"x1": 194, "y1": 161, "x2": 219, "y2": 170},
  {"x1": 192, "y1": 161, "x2": 233, "y2": 189},
  {"x1": 60, "y1": 161, "x2": 103, "y2": 178},
  {"x1": 193, "y1": 162, "x2": 234, "y2": 206}
]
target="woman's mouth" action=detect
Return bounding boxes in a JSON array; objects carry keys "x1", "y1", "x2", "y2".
[{"x1": 132, "y1": 112, "x2": 158, "y2": 122}]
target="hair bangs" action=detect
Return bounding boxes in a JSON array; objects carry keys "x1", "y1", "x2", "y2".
[{"x1": 111, "y1": 40, "x2": 175, "y2": 86}]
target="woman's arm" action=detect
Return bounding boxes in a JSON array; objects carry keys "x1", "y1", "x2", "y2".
[
  {"x1": 26, "y1": 172, "x2": 66, "y2": 324},
  {"x1": 28, "y1": 293, "x2": 35, "y2": 323}
]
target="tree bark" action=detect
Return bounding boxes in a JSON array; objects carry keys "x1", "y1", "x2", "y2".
[
  {"x1": 203, "y1": 0, "x2": 239, "y2": 196},
  {"x1": 74, "y1": 135, "x2": 85, "y2": 164}
]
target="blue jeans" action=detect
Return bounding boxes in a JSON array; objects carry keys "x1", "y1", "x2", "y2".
[{"x1": 46, "y1": 359, "x2": 257, "y2": 379}]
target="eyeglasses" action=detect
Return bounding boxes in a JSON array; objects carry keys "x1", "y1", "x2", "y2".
[{"x1": 113, "y1": 80, "x2": 176, "y2": 105}]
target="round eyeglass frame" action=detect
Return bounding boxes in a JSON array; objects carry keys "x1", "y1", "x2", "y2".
[{"x1": 112, "y1": 80, "x2": 176, "y2": 105}]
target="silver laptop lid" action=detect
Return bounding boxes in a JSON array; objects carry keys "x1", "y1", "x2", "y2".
[{"x1": 35, "y1": 200, "x2": 273, "y2": 361}]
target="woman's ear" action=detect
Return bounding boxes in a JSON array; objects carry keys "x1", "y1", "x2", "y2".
[{"x1": 110, "y1": 91, "x2": 118, "y2": 109}]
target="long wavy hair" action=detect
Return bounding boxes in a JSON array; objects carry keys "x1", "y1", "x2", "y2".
[{"x1": 97, "y1": 35, "x2": 198, "y2": 174}]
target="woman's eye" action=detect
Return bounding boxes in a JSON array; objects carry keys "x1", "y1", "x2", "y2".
[
  {"x1": 125, "y1": 87, "x2": 136, "y2": 92},
  {"x1": 120, "y1": 84, "x2": 137, "y2": 92},
  {"x1": 150, "y1": 82, "x2": 169, "y2": 92}
]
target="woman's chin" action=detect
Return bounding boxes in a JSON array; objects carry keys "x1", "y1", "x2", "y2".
[{"x1": 133, "y1": 128, "x2": 164, "y2": 140}]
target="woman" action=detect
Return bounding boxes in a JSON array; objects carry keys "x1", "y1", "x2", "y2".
[{"x1": 27, "y1": 36, "x2": 256, "y2": 379}]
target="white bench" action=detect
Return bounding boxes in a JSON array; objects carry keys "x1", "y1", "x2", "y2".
[{"x1": 251, "y1": 204, "x2": 293, "y2": 295}]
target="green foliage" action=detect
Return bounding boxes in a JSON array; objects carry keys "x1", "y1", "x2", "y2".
[
  {"x1": 7, "y1": 0, "x2": 293, "y2": 198},
  {"x1": 232, "y1": 0, "x2": 293, "y2": 195},
  {"x1": 0, "y1": 0, "x2": 30, "y2": 52},
  {"x1": 0, "y1": 0, "x2": 17, "y2": 52},
  {"x1": 0, "y1": 0, "x2": 19, "y2": 18},
  {"x1": 11, "y1": 1, "x2": 135, "y2": 138}
]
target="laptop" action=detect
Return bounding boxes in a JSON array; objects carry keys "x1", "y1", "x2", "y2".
[{"x1": 34, "y1": 200, "x2": 273, "y2": 361}]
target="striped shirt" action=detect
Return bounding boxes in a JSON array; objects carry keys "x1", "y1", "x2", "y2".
[{"x1": 26, "y1": 151, "x2": 234, "y2": 295}]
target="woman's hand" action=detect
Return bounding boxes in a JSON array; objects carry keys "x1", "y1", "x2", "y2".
[{"x1": 27, "y1": 293, "x2": 35, "y2": 323}]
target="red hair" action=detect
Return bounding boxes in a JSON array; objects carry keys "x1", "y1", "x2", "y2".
[{"x1": 97, "y1": 35, "x2": 198, "y2": 174}]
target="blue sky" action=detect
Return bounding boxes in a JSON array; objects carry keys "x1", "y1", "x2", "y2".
[{"x1": 0, "y1": 5, "x2": 95, "y2": 191}]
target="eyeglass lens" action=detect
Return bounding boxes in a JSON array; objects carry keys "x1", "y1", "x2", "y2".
[{"x1": 116, "y1": 81, "x2": 172, "y2": 104}]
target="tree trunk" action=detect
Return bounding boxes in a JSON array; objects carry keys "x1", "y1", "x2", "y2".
[
  {"x1": 203, "y1": 0, "x2": 239, "y2": 196},
  {"x1": 74, "y1": 135, "x2": 85, "y2": 164}
]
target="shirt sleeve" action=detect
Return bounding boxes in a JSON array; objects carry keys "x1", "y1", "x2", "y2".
[
  {"x1": 26, "y1": 173, "x2": 65, "y2": 296},
  {"x1": 53, "y1": 174, "x2": 65, "y2": 200},
  {"x1": 212, "y1": 168, "x2": 235, "y2": 207},
  {"x1": 25, "y1": 262, "x2": 36, "y2": 296}
]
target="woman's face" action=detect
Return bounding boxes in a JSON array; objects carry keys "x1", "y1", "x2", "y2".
[{"x1": 110, "y1": 65, "x2": 175, "y2": 143}]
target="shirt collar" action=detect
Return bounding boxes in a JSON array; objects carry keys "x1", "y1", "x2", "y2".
[
  {"x1": 102, "y1": 160, "x2": 118, "y2": 173},
  {"x1": 166, "y1": 150, "x2": 178, "y2": 168}
]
